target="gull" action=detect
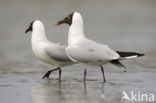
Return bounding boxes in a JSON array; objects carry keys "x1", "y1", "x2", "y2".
[
  {"x1": 55, "y1": 12, "x2": 144, "y2": 83},
  {"x1": 25, "y1": 20, "x2": 74, "y2": 80}
]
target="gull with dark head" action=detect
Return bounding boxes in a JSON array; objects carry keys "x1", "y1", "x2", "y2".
[
  {"x1": 25, "y1": 20, "x2": 74, "y2": 80},
  {"x1": 56, "y1": 12, "x2": 144, "y2": 83}
]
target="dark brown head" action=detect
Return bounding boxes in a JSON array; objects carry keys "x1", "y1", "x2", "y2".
[
  {"x1": 55, "y1": 12, "x2": 74, "y2": 26},
  {"x1": 25, "y1": 21, "x2": 34, "y2": 34}
]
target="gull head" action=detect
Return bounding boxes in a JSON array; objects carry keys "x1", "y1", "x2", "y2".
[
  {"x1": 25, "y1": 20, "x2": 43, "y2": 34},
  {"x1": 55, "y1": 12, "x2": 82, "y2": 26}
]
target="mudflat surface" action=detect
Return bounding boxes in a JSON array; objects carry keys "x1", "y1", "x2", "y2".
[{"x1": 0, "y1": 0, "x2": 156, "y2": 103}]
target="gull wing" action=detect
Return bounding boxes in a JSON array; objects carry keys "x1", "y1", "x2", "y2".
[
  {"x1": 66, "y1": 39, "x2": 120, "y2": 63},
  {"x1": 44, "y1": 44, "x2": 71, "y2": 62}
]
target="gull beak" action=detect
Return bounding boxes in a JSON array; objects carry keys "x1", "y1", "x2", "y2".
[
  {"x1": 25, "y1": 26, "x2": 32, "y2": 34},
  {"x1": 25, "y1": 28, "x2": 30, "y2": 34},
  {"x1": 55, "y1": 21, "x2": 64, "y2": 27}
]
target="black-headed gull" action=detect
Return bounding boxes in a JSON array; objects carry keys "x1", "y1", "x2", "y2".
[
  {"x1": 25, "y1": 20, "x2": 74, "y2": 80},
  {"x1": 55, "y1": 12, "x2": 144, "y2": 83}
]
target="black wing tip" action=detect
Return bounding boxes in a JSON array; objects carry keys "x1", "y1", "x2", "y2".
[
  {"x1": 110, "y1": 60, "x2": 125, "y2": 67},
  {"x1": 137, "y1": 53, "x2": 145, "y2": 57},
  {"x1": 116, "y1": 51, "x2": 145, "y2": 58}
]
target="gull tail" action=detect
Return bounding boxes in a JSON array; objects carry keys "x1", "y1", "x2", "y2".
[
  {"x1": 110, "y1": 51, "x2": 144, "y2": 72},
  {"x1": 116, "y1": 51, "x2": 144, "y2": 59},
  {"x1": 110, "y1": 60, "x2": 127, "y2": 72}
]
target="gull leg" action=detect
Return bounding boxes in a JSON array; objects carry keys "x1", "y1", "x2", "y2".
[
  {"x1": 84, "y1": 68, "x2": 87, "y2": 83},
  {"x1": 59, "y1": 68, "x2": 62, "y2": 81},
  {"x1": 42, "y1": 67, "x2": 60, "y2": 79},
  {"x1": 100, "y1": 65, "x2": 106, "y2": 82}
]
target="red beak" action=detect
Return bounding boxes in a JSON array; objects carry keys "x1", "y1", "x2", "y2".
[
  {"x1": 25, "y1": 28, "x2": 30, "y2": 34},
  {"x1": 55, "y1": 21, "x2": 64, "y2": 26}
]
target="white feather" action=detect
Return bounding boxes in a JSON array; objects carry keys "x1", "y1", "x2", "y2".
[{"x1": 124, "y1": 55, "x2": 138, "y2": 59}]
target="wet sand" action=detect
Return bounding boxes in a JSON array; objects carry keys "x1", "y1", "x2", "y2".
[{"x1": 0, "y1": 0, "x2": 156, "y2": 103}]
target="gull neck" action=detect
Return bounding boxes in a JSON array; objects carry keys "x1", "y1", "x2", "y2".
[
  {"x1": 68, "y1": 15, "x2": 86, "y2": 45},
  {"x1": 32, "y1": 22, "x2": 47, "y2": 41}
]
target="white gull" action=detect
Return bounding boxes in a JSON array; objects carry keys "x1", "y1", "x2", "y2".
[
  {"x1": 25, "y1": 20, "x2": 74, "y2": 80},
  {"x1": 56, "y1": 12, "x2": 144, "y2": 83}
]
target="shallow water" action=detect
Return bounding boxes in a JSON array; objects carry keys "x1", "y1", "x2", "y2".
[{"x1": 0, "y1": 0, "x2": 156, "y2": 103}]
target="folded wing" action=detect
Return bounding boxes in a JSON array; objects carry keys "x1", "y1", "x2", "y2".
[
  {"x1": 44, "y1": 45, "x2": 71, "y2": 62},
  {"x1": 66, "y1": 39, "x2": 120, "y2": 62}
]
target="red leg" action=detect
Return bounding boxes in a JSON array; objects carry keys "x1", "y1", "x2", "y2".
[
  {"x1": 42, "y1": 67, "x2": 60, "y2": 79},
  {"x1": 100, "y1": 65, "x2": 106, "y2": 82},
  {"x1": 59, "y1": 68, "x2": 62, "y2": 81},
  {"x1": 84, "y1": 68, "x2": 87, "y2": 83}
]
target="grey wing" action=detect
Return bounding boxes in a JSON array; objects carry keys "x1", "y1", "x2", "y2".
[
  {"x1": 73, "y1": 39, "x2": 120, "y2": 61},
  {"x1": 44, "y1": 45, "x2": 71, "y2": 62}
]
